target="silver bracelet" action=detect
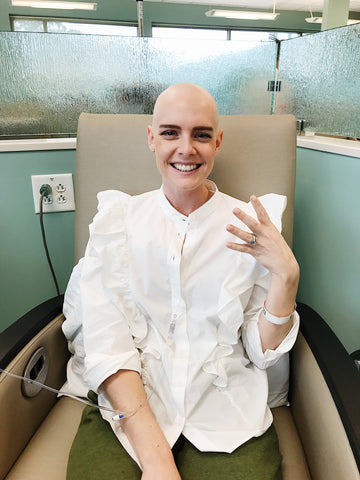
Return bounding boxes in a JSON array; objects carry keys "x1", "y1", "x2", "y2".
[{"x1": 262, "y1": 304, "x2": 295, "y2": 325}]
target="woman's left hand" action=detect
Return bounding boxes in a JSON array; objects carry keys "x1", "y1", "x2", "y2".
[{"x1": 226, "y1": 195, "x2": 298, "y2": 282}]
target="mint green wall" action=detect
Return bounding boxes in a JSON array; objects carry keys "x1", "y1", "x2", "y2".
[
  {"x1": 0, "y1": 0, "x2": 323, "y2": 34},
  {"x1": 293, "y1": 147, "x2": 360, "y2": 354},
  {"x1": 0, "y1": 149, "x2": 75, "y2": 330}
]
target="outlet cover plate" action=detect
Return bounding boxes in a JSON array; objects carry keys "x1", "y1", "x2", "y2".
[{"x1": 31, "y1": 174, "x2": 75, "y2": 213}]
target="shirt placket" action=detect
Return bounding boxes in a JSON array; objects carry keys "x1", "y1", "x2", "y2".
[{"x1": 167, "y1": 217, "x2": 190, "y2": 416}]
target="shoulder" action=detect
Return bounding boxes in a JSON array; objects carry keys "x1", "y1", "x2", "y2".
[
  {"x1": 219, "y1": 191, "x2": 286, "y2": 212},
  {"x1": 257, "y1": 193, "x2": 287, "y2": 214},
  {"x1": 91, "y1": 190, "x2": 129, "y2": 231},
  {"x1": 96, "y1": 190, "x2": 130, "y2": 214},
  {"x1": 95, "y1": 189, "x2": 159, "y2": 213},
  {"x1": 91, "y1": 189, "x2": 158, "y2": 234},
  {"x1": 218, "y1": 191, "x2": 287, "y2": 230},
  {"x1": 255, "y1": 194, "x2": 287, "y2": 231}
]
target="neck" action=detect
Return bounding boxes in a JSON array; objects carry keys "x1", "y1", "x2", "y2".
[{"x1": 164, "y1": 184, "x2": 213, "y2": 216}]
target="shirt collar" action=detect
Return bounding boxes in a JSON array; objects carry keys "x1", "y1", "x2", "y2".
[{"x1": 158, "y1": 180, "x2": 220, "y2": 223}]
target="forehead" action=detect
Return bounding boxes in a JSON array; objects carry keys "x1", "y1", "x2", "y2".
[{"x1": 154, "y1": 97, "x2": 218, "y2": 130}]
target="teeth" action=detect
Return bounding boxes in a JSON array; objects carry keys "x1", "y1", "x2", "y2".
[{"x1": 173, "y1": 163, "x2": 198, "y2": 172}]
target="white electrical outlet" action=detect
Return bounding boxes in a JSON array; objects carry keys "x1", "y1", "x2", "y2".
[{"x1": 31, "y1": 174, "x2": 75, "y2": 213}]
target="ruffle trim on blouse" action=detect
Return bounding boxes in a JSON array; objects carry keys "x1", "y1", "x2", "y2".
[
  {"x1": 89, "y1": 191, "x2": 154, "y2": 353},
  {"x1": 201, "y1": 193, "x2": 286, "y2": 389},
  {"x1": 202, "y1": 278, "x2": 258, "y2": 389}
]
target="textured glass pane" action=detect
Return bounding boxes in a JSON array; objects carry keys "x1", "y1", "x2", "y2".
[
  {"x1": 231, "y1": 30, "x2": 299, "y2": 42},
  {"x1": 13, "y1": 19, "x2": 44, "y2": 33},
  {"x1": 46, "y1": 22, "x2": 137, "y2": 36},
  {"x1": 152, "y1": 27, "x2": 228, "y2": 41},
  {"x1": 275, "y1": 24, "x2": 360, "y2": 138},
  {"x1": 0, "y1": 33, "x2": 276, "y2": 136}
]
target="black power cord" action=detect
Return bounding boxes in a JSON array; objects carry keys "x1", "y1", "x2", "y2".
[{"x1": 39, "y1": 184, "x2": 61, "y2": 297}]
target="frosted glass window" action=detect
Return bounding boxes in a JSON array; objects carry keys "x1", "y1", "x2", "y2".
[
  {"x1": 231, "y1": 30, "x2": 299, "y2": 42},
  {"x1": 12, "y1": 18, "x2": 44, "y2": 32},
  {"x1": 275, "y1": 24, "x2": 360, "y2": 138},
  {"x1": 152, "y1": 26, "x2": 227, "y2": 41},
  {"x1": 46, "y1": 22, "x2": 137, "y2": 36},
  {"x1": 274, "y1": 32, "x2": 300, "y2": 40},
  {"x1": 0, "y1": 33, "x2": 276, "y2": 137},
  {"x1": 11, "y1": 17, "x2": 137, "y2": 36}
]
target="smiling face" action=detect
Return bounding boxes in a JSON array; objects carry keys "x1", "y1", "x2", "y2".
[{"x1": 148, "y1": 83, "x2": 223, "y2": 213}]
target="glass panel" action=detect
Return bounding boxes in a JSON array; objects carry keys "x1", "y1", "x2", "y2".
[
  {"x1": 231, "y1": 30, "x2": 299, "y2": 43},
  {"x1": 275, "y1": 24, "x2": 360, "y2": 138},
  {"x1": 272, "y1": 32, "x2": 300, "y2": 40},
  {"x1": 152, "y1": 26, "x2": 227, "y2": 41},
  {"x1": 12, "y1": 17, "x2": 137, "y2": 36},
  {"x1": 46, "y1": 22, "x2": 137, "y2": 36},
  {"x1": 12, "y1": 19, "x2": 44, "y2": 32},
  {"x1": 0, "y1": 33, "x2": 277, "y2": 137}
]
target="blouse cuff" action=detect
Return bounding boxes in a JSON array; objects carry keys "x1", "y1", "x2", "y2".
[
  {"x1": 84, "y1": 351, "x2": 141, "y2": 393},
  {"x1": 244, "y1": 311, "x2": 300, "y2": 370}
]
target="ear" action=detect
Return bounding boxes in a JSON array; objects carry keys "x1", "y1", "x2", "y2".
[
  {"x1": 147, "y1": 125, "x2": 155, "y2": 152},
  {"x1": 215, "y1": 129, "x2": 223, "y2": 154}
]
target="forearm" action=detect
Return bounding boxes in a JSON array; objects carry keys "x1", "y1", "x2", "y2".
[
  {"x1": 102, "y1": 370, "x2": 180, "y2": 478},
  {"x1": 258, "y1": 259, "x2": 299, "y2": 352}
]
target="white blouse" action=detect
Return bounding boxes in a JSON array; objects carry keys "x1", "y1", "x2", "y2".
[{"x1": 62, "y1": 181, "x2": 299, "y2": 466}]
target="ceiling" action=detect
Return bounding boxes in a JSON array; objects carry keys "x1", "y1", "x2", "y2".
[{"x1": 144, "y1": 0, "x2": 360, "y2": 12}]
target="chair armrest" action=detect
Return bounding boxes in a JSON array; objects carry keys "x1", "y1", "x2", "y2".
[
  {"x1": 296, "y1": 302, "x2": 360, "y2": 470},
  {"x1": 0, "y1": 295, "x2": 64, "y2": 369},
  {"x1": 0, "y1": 296, "x2": 67, "y2": 479}
]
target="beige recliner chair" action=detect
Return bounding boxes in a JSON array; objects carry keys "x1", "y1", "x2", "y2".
[{"x1": 1, "y1": 114, "x2": 360, "y2": 480}]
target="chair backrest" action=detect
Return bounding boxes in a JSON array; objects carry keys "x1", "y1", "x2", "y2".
[{"x1": 75, "y1": 113, "x2": 297, "y2": 262}]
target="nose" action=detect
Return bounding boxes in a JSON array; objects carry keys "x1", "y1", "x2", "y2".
[{"x1": 178, "y1": 134, "x2": 196, "y2": 155}]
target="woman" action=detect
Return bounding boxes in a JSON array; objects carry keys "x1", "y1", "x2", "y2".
[{"x1": 63, "y1": 83, "x2": 299, "y2": 480}]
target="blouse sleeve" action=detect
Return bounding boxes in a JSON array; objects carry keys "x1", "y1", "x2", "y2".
[
  {"x1": 241, "y1": 193, "x2": 300, "y2": 369},
  {"x1": 63, "y1": 190, "x2": 141, "y2": 393}
]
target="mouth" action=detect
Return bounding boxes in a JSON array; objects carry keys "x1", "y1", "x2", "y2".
[{"x1": 171, "y1": 163, "x2": 201, "y2": 172}]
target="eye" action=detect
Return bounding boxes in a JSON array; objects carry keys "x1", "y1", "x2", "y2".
[
  {"x1": 160, "y1": 130, "x2": 178, "y2": 138},
  {"x1": 194, "y1": 131, "x2": 212, "y2": 141}
]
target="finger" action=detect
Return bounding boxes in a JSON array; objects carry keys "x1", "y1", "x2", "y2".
[
  {"x1": 226, "y1": 240, "x2": 258, "y2": 254},
  {"x1": 250, "y1": 195, "x2": 271, "y2": 224},
  {"x1": 232, "y1": 207, "x2": 259, "y2": 233},
  {"x1": 226, "y1": 223, "x2": 255, "y2": 245}
]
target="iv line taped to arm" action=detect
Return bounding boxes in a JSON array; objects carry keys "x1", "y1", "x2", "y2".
[{"x1": 0, "y1": 368, "x2": 146, "y2": 421}]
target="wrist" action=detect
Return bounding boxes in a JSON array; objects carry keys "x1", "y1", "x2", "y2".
[
  {"x1": 270, "y1": 260, "x2": 299, "y2": 297},
  {"x1": 266, "y1": 263, "x2": 299, "y2": 320},
  {"x1": 141, "y1": 445, "x2": 177, "y2": 474},
  {"x1": 262, "y1": 303, "x2": 296, "y2": 325},
  {"x1": 275, "y1": 259, "x2": 299, "y2": 285}
]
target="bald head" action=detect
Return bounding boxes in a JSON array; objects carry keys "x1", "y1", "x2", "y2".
[
  {"x1": 152, "y1": 83, "x2": 220, "y2": 131},
  {"x1": 148, "y1": 83, "x2": 223, "y2": 213}
]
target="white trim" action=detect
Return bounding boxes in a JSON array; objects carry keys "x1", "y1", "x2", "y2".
[
  {"x1": 0, "y1": 138, "x2": 76, "y2": 152},
  {"x1": 297, "y1": 135, "x2": 360, "y2": 159}
]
